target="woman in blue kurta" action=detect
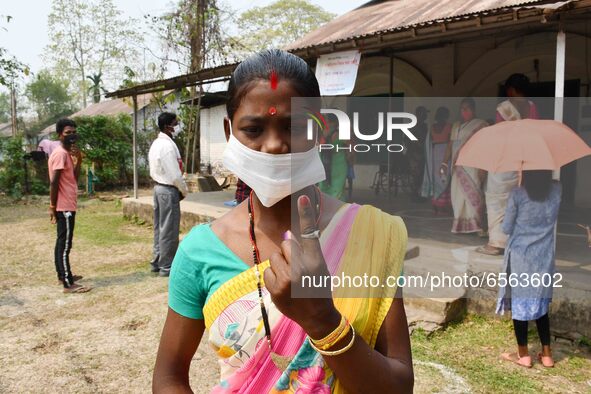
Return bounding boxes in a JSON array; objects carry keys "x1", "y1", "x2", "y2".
[{"x1": 496, "y1": 170, "x2": 561, "y2": 368}]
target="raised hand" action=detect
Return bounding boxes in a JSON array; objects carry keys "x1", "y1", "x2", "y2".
[
  {"x1": 264, "y1": 194, "x2": 340, "y2": 338},
  {"x1": 70, "y1": 145, "x2": 82, "y2": 167}
]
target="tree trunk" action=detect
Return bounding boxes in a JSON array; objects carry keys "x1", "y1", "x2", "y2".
[
  {"x1": 184, "y1": 86, "x2": 195, "y2": 172},
  {"x1": 188, "y1": 0, "x2": 205, "y2": 173},
  {"x1": 80, "y1": 68, "x2": 87, "y2": 108},
  {"x1": 10, "y1": 84, "x2": 17, "y2": 136},
  {"x1": 79, "y1": 26, "x2": 87, "y2": 108},
  {"x1": 191, "y1": 85, "x2": 203, "y2": 173}
]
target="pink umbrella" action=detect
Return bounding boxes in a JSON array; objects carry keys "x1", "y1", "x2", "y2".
[{"x1": 456, "y1": 119, "x2": 591, "y2": 172}]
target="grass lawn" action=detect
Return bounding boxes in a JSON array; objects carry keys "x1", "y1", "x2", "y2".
[
  {"x1": 0, "y1": 196, "x2": 589, "y2": 393},
  {"x1": 412, "y1": 315, "x2": 591, "y2": 393}
]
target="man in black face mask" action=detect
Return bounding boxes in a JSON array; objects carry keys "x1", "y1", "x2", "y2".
[{"x1": 48, "y1": 118, "x2": 90, "y2": 293}]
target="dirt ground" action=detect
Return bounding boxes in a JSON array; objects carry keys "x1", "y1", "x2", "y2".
[
  {"x1": 0, "y1": 196, "x2": 589, "y2": 393},
  {"x1": 0, "y1": 197, "x2": 217, "y2": 393}
]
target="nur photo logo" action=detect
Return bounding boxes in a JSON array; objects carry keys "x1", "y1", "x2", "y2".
[{"x1": 305, "y1": 108, "x2": 419, "y2": 153}]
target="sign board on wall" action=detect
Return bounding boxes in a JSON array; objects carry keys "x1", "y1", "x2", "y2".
[{"x1": 315, "y1": 50, "x2": 361, "y2": 96}]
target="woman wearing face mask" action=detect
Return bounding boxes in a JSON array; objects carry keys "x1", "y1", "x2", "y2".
[
  {"x1": 440, "y1": 98, "x2": 488, "y2": 234},
  {"x1": 153, "y1": 49, "x2": 413, "y2": 393}
]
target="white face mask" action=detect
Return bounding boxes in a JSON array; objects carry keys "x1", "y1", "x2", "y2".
[
  {"x1": 222, "y1": 120, "x2": 326, "y2": 207},
  {"x1": 172, "y1": 124, "x2": 181, "y2": 138}
]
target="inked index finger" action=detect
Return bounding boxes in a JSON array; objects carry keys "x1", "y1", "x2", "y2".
[{"x1": 297, "y1": 194, "x2": 322, "y2": 257}]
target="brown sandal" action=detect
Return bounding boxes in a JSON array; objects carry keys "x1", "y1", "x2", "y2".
[
  {"x1": 57, "y1": 275, "x2": 84, "y2": 285},
  {"x1": 63, "y1": 284, "x2": 92, "y2": 294},
  {"x1": 537, "y1": 352, "x2": 555, "y2": 368},
  {"x1": 501, "y1": 352, "x2": 532, "y2": 368},
  {"x1": 476, "y1": 245, "x2": 503, "y2": 256}
]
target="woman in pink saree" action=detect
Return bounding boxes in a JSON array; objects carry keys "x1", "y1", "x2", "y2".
[{"x1": 152, "y1": 49, "x2": 413, "y2": 393}]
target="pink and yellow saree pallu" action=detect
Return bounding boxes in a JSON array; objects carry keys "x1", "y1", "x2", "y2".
[{"x1": 202, "y1": 204, "x2": 407, "y2": 393}]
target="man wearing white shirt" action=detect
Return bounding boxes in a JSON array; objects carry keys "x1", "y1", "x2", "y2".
[{"x1": 148, "y1": 112, "x2": 189, "y2": 277}]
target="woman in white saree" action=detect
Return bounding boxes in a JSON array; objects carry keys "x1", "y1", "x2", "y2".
[
  {"x1": 477, "y1": 74, "x2": 539, "y2": 255},
  {"x1": 441, "y1": 98, "x2": 487, "y2": 234}
]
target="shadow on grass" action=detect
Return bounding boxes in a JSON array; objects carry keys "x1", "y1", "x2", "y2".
[
  {"x1": 0, "y1": 294, "x2": 25, "y2": 307},
  {"x1": 85, "y1": 271, "x2": 154, "y2": 289},
  {"x1": 0, "y1": 204, "x2": 47, "y2": 224}
]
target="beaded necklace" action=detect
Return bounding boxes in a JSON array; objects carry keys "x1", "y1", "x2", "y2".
[{"x1": 247, "y1": 187, "x2": 321, "y2": 371}]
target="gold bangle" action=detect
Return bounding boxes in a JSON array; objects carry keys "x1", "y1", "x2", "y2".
[
  {"x1": 309, "y1": 315, "x2": 346, "y2": 348},
  {"x1": 309, "y1": 324, "x2": 356, "y2": 357},
  {"x1": 317, "y1": 321, "x2": 351, "y2": 350}
]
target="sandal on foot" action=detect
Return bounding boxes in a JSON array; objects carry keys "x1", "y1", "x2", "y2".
[
  {"x1": 63, "y1": 284, "x2": 92, "y2": 294},
  {"x1": 537, "y1": 352, "x2": 554, "y2": 368},
  {"x1": 476, "y1": 245, "x2": 503, "y2": 256},
  {"x1": 501, "y1": 352, "x2": 532, "y2": 368},
  {"x1": 57, "y1": 275, "x2": 84, "y2": 285}
]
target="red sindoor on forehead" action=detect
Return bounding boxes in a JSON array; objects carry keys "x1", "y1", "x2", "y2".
[
  {"x1": 270, "y1": 70, "x2": 278, "y2": 90},
  {"x1": 268, "y1": 70, "x2": 278, "y2": 115}
]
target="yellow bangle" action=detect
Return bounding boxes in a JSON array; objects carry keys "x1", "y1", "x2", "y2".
[
  {"x1": 309, "y1": 315, "x2": 346, "y2": 348},
  {"x1": 316, "y1": 321, "x2": 351, "y2": 350},
  {"x1": 309, "y1": 324, "x2": 356, "y2": 357}
]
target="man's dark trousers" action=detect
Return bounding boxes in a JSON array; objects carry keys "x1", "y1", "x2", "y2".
[
  {"x1": 151, "y1": 184, "x2": 181, "y2": 275},
  {"x1": 55, "y1": 211, "x2": 76, "y2": 288}
]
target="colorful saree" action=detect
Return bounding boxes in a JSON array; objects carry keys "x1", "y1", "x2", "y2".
[
  {"x1": 450, "y1": 119, "x2": 488, "y2": 233},
  {"x1": 202, "y1": 204, "x2": 407, "y2": 393}
]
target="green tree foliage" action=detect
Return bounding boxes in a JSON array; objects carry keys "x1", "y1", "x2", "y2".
[
  {"x1": 0, "y1": 134, "x2": 25, "y2": 198},
  {"x1": 0, "y1": 47, "x2": 28, "y2": 87},
  {"x1": 0, "y1": 15, "x2": 29, "y2": 87},
  {"x1": 234, "y1": 0, "x2": 335, "y2": 53},
  {"x1": 87, "y1": 72, "x2": 106, "y2": 104},
  {"x1": 74, "y1": 114, "x2": 134, "y2": 187},
  {"x1": 119, "y1": 66, "x2": 138, "y2": 90},
  {"x1": 0, "y1": 92, "x2": 10, "y2": 123},
  {"x1": 147, "y1": 0, "x2": 229, "y2": 73},
  {"x1": 148, "y1": 1, "x2": 231, "y2": 173},
  {"x1": 44, "y1": 0, "x2": 143, "y2": 108},
  {"x1": 0, "y1": 134, "x2": 48, "y2": 198},
  {"x1": 25, "y1": 70, "x2": 76, "y2": 132}
]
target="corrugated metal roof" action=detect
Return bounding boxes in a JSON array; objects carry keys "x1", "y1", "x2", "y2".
[
  {"x1": 105, "y1": 63, "x2": 236, "y2": 99},
  {"x1": 37, "y1": 91, "x2": 174, "y2": 137},
  {"x1": 285, "y1": 0, "x2": 560, "y2": 51}
]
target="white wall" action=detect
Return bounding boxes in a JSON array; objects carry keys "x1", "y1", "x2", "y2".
[{"x1": 199, "y1": 104, "x2": 228, "y2": 175}]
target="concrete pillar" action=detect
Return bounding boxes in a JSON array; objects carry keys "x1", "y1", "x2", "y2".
[
  {"x1": 132, "y1": 95, "x2": 138, "y2": 199},
  {"x1": 554, "y1": 30, "x2": 566, "y2": 182},
  {"x1": 554, "y1": 30, "x2": 566, "y2": 123}
]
